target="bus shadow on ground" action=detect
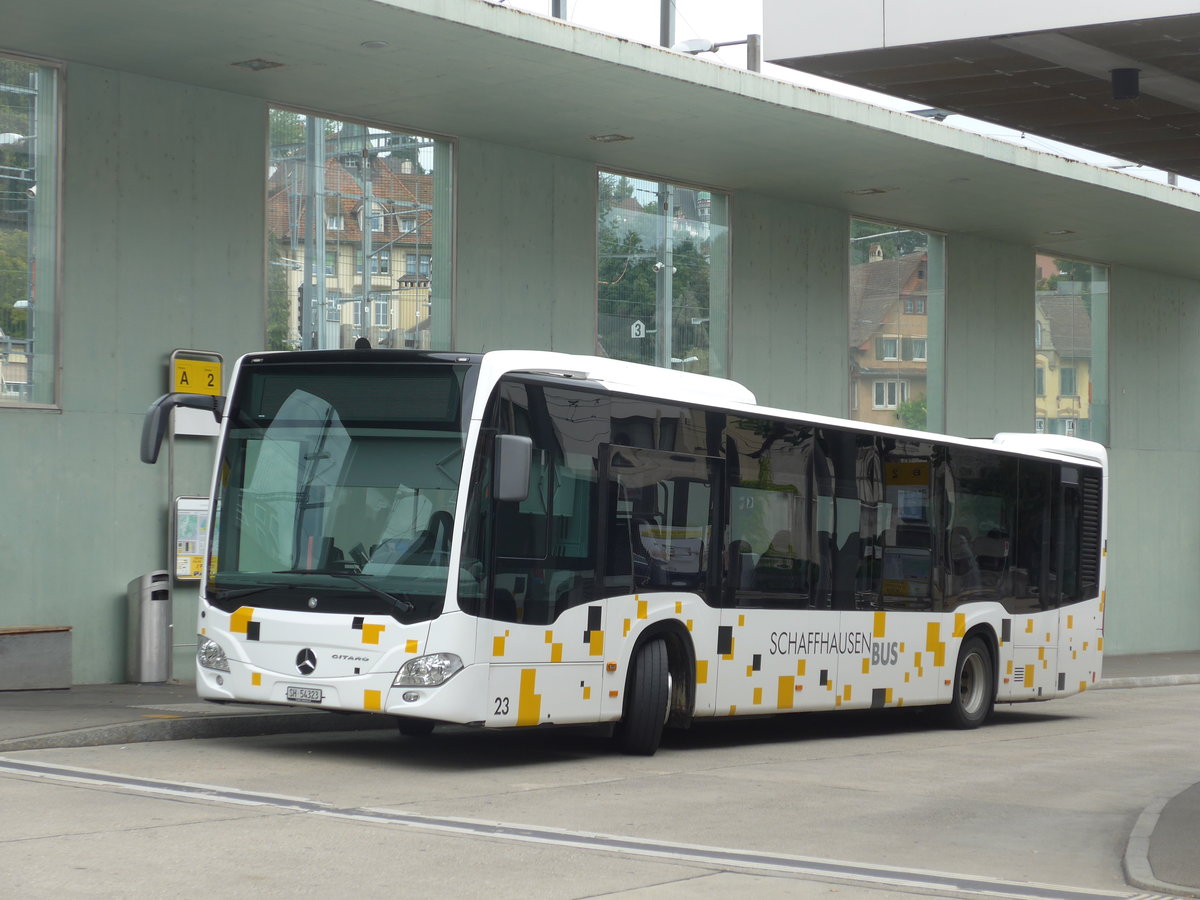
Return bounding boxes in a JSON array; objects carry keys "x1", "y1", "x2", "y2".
[
  {"x1": 662, "y1": 703, "x2": 1078, "y2": 751},
  {"x1": 251, "y1": 703, "x2": 1081, "y2": 770}
]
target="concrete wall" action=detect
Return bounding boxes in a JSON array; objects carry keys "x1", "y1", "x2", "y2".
[
  {"x1": 944, "y1": 235, "x2": 1033, "y2": 438},
  {"x1": 0, "y1": 66, "x2": 266, "y2": 683},
  {"x1": 1106, "y1": 265, "x2": 1200, "y2": 653},
  {"x1": 728, "y1": 193, "x2": 848, "y2": 416},
  {"x1": 454, "y1": 138, "x2": 597, "y2": 355}
]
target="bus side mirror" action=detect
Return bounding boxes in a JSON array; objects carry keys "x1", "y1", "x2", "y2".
[
  {"x1": 140, "y1": 392, "x2": 226, "y2": 464},
  {"x1": 494, "y1": 434, "x2": 532, "y2": 503}
]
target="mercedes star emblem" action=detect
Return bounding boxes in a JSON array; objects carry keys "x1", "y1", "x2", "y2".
[{"x1": 296, "y1": 648, "x2": 317, "y2": 675}]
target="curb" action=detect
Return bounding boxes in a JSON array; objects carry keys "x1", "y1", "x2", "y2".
[
  {"x1": 1094, "y1": 674, "x2": 1200, "y2": 690},
  {"x1": 0, "y1": 710, "x2": 394, "y2": 753},
  {"x1": 1124, "y1": 788, "x2": 1200, "y2": 899}
]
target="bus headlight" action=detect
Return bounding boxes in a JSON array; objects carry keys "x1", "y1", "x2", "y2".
[
  {"x1": 197, "y1": 636, "x2": 230, "y2": 672},
  {"x1": 394, "y1": 653, "x2": 463, "y2": 686}
]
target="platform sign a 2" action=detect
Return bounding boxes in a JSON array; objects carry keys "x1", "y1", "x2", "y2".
[
  {"x1": 168, "y1": 349, "x2": 223, "y2": 437},
  {"x1": 172, "y1": 357, "x2": 222, "y2": 396}
]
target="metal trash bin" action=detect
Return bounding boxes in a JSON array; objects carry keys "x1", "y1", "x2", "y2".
[{"x1": 127, "y1": 570, "x2": 172, "y2": 683}]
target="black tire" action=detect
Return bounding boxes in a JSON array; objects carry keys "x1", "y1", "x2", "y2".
[
  {"x1": 943, "y1": 636, "x2": 994, "y2": 729},
  {"x1": 396, "y1": 717, "x2": 435, "y2": 737},
  {"x1": 615, "y1": 638, "x2": 669, "y2": 755}
]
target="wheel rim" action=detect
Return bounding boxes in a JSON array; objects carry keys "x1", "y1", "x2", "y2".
[{"x1": 959, "y1": 650, "x2": 987, "y2": 716}]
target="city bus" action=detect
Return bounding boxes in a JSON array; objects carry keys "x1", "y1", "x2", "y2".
[{"x1": 141, "y1": 349, "x2": 1107, "y2": 755}]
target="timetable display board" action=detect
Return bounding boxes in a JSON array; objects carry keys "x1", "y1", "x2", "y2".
[{"x1": 175, "y1": 496, "x2": 210, "y2": 580}]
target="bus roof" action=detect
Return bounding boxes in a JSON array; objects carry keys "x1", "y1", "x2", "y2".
[
  {"x1": 476, "y1": 351, "x2": 1106, "y2": 470},
  {"x1": 476, "y1": 350, "x2": 758, "y2": 408},
  {"x1": 233, "y1": 348, "x2": 1105, "y2": 470}
]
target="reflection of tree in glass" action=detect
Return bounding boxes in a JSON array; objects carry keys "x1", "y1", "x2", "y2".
[
  {"x1": 0, "y1": 60, "x2": 34, "y2": 340},
  {"x1": 597, "y1": 186, "x2": 714, "y2": 370},
  {"x1": 850, "y1": 220, "x2": 926, "y2": 264},
  {"x1": 897, "y1": 393, "x2": 927, "y2": 431},
  {"x1": 266, "y1": 235, "x2": 292, "y2": 350}
]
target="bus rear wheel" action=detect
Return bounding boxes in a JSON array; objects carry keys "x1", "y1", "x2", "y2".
[
  {"x1": 943, "y1": 636, "x2": 994, "y2": 729},
  {"x1": 615, "y1": 638, "x2": 669, "y2": 755}
]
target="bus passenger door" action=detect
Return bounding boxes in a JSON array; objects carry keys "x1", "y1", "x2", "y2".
[
  {"x1": 481, "y1": 435, "x2": 613, "y2": 727},
  {"x1": 1007, "y1": 461, "x2": 1060, "y2": 699}
]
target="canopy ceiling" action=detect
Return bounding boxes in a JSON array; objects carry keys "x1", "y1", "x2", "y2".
[{"x1": 7, "y1": 0, "x2": 1200, "y2": 278}]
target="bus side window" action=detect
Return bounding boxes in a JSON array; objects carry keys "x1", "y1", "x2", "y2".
[
  {"x1": 725, "y1": 418, "x2": 821, "y2": 610},
  {"x1": 941, "y1": 447, "x2": 1017, "y2": 610},
  {"x1": 877, "y1": 438, "x2": 935, "y2": 611},
  {"x1": 603, "y1": 446, "x2": 719, "y2": 603},
  {"x1": 487, "y1": 383, "x2": 607, "y2": 625},
  {"x1": 1014, "y1": 461, "x2": 1054, "y2": 611}
]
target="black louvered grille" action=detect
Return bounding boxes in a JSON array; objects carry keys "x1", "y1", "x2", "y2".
[{"x1": 1080, "y1": 469, "x2": 1102, "y2": 596}]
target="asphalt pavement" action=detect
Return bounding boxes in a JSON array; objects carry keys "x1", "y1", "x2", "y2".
[{"x1": 1, "y1": 652, "x2": 1198, "y2": 898}]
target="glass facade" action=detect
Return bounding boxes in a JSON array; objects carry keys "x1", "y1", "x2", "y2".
[
  {"x1": 1034, "y1": 255, "x2": 1108, "y2": 442},
  {"x1": 267, "y1": 110, "x2": 452, "y2": 352},
  {"x1": 849, "y1": 220, "x2": 945, "y2": 432},
  {"x1": 0, "y1": 55, "x2": 58, "y2": 405},
  {"x1": 597, "y1": 171, "x2": 729, "y2": 377}
]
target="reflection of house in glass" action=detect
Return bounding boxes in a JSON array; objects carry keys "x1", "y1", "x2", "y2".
[
  {"x1": 1035, "y1": 271, "x2": 1097, "y2": 439},
  {"x1": 849, "y1": 248, "x2": 930, "y2": 428},
  {"x1": 267, "y1": 144, "x2": 435, "y2": 350}
]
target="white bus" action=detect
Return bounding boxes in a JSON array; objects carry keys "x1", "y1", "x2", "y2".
[{"x1": 142, "y1": 349, "x2": 1107, "y2": 755}]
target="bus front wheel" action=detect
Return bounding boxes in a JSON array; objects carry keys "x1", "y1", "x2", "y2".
[
  {"x1": 943, "y1": 636, "x2": 994, "y2": 729},
  {"x1": 615, "y1": 638, "x2": 669, "y2": 755}
]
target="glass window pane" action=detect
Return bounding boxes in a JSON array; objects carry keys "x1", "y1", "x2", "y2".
[
  {"x1": 726, "y1": 418, "x2": 822, "y2": 609},
  {"x1": 597, "y1": 172, "x2": 729, "y2": 377},
  {"x1": 268, "y1": 111, "x2": 452, "y2": 351},
  {"x1": 849, "y1": 220, "x2": 944, "y2": 431},
  {"x1": 1034, "y1": 255, "x2": 1108, "y2": 442},
  {"x1": 0, "y1": 55, "x2": 59, "y2": 405}
]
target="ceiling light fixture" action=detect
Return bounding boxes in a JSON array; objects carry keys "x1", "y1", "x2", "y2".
[
  {"x1": 589, "y1": 133, "x2": 634, "y2": 143},
  {"x1": 846, "y1": 187, "x2": 893, "y2": 195},
  {"x1": 361, "y1": 41, "x2": 389, "y2": 50}
]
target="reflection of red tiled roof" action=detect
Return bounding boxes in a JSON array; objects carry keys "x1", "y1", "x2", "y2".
[
  {"x1": 267, "y1": 155, "x2": 435, "y2": 248},
  {"x1": 608, "y1": 197, "x2": 640, "y2": 212},
  {"x1": 848, "y1": 252, "x2": 927, "y2": 347},
  {"x1": 1038, "y1": 292, "x2": 1093, "y2": 359}
]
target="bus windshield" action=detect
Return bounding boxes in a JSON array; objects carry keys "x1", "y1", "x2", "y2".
[{"x1": 208, "y1": 360, "x2": 475, "y2": 623}]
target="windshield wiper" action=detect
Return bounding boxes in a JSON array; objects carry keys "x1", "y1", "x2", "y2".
[
  {"x1": 209, "y1": 582, "x2": 295, "y2": 603},
  {"x1": 273, "y1": 570, "x2": 415, "y2": 613}
]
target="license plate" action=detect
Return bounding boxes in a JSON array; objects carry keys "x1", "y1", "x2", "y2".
[{"x1": 286, "y1": 686, "x2": 323, "y2": 704}]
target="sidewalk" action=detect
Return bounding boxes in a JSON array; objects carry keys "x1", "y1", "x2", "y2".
[
  {"x1": 0, "y1": 681, "x2": 393, "y2": 753},
  {"x1": 1, "y1": 653, "x2": 1198, "y2": 897}
]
